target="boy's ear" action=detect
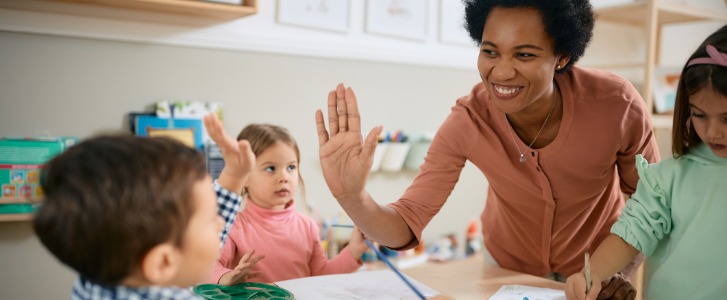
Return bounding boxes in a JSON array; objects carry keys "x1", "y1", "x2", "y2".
[{"x1": 141, "y1": 243, "x2": 182, "y2": 285}]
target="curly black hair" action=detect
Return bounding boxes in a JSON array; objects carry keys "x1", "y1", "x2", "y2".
[{"x1": 463, "y1": 0, "x2": 594, "y2": 72}]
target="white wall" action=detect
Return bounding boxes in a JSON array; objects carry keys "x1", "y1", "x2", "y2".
[
  {"x1": 0, "y1": 0, "x2": 723, "y2": 298},
  {"x1": 0, "y1": 31, "x2": 486, "y2": 299}
]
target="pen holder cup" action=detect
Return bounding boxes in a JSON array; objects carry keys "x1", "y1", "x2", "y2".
[
  {"x1": 403, "y1": 141, "x2": 430, "y2": 171},
  {"x1": 380, "y1": 143, "x2": 411, "y2": 172},
  {"x1": 371, "y1": 143, "x2": 389, "y2": 172}
]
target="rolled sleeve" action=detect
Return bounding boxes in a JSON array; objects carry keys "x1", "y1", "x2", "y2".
[{"x1": 611, "y1": 155, "x2": 672, "y2": 256}]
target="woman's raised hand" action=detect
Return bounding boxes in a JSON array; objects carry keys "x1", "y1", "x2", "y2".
[{"x1": 315, "y1": 83, "x2": 382, "y2": 201}]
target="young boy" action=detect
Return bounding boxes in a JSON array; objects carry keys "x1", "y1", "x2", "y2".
[{"x1": 33, "y1": 113, "x2": 255, "y2": 299}]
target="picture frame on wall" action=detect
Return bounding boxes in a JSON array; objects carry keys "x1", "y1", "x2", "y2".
[
  {"x1": 277, "y1": 0, "x2": 351, "y2": 33},
  {"x1": 439, "y1": 0, "x2": 472, "y2": 46},
  {"x1": 365, "y1": 0, "x2": 429, "y2": 41}
]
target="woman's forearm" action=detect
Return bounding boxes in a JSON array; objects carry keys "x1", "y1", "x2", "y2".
[{"x1": 337, "y1": 190, "x2": 415, "y2": 248}]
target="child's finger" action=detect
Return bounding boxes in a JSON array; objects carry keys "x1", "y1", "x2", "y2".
[
  {"x1": 238, "y1": 249, "x2": 256, "y2": 263},
  {"x1": 249, "y1": 254, "x2": 265, "y2": 264}
]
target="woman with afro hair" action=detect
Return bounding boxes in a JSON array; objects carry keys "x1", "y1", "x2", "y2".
[{"x1": 315, "y1": 1, "x2": 658, "y2": 299}]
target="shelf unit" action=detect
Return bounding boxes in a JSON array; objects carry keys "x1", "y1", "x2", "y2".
[
  {"x1": 0, "y1": 197, "x2": 40, "y2": 222},
  {"x1": 593, "y1": 3, "x2": 725, "y2": 299},
  {"x1": 594, "y1": 0, "x2": 727, "y2": 119},
  {"x1": 0, "y1": 0, "x2": 258, "y2": 20}
]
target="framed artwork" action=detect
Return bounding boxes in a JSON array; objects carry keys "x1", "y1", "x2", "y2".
[
  {"x1": 277, "y1": 0, "x2": 351, "y2": 33},
  {"x1": 439, "y1": 0, "x2": 472, "y2": 46},
  {"x1": 365, "y1": 0, "x2": 429, "y2": 41}
]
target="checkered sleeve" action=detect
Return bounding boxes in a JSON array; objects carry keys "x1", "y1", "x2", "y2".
[
  {"x1": 71, "y1": 276, "x2": 203, "y2": 300},
  {"x1": 213, "y1": 180, "x2": 243, "y2": 248}
]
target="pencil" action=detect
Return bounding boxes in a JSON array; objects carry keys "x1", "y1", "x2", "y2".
[
  {"x1": 364, "y1": 240, "x2": 426, "y2": 300},
  {"x1": 584, "y1": 252, "x2": 592, "y2": 293}
]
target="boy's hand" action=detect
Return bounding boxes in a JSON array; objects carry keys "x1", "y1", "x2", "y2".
[
  {"x1": 203, "y1": 113, "x2": 255, "y2": 195},
  {"x1": 218, "y1": 249, "x2": 265, "y2": 286},
  {"x1": 346, "y1": 227, "x2": 369, "y2": 261},
  {"x1": 565, "y1": 271, "x2": 602, "y2": 300}
]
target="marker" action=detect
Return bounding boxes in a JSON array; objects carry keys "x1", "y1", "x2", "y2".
[
  {"x1": 331, "y1": 224, "x2": 354, "y2": 228},
  {"x1": 365, "y1": 240, "x2": 426, "y2": 300},
  {"x1": 584, "y1": 252, "x2": 592, "y2": 293}
]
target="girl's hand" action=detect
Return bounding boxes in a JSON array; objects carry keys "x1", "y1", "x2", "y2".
[
  {"x1": 346, "y1": 227, "x2": 369, "y2": 261},
  {"x1": 565, "y1": 271, "x2": 602, "y2": 300},
  {"x1": 218, "y1": 249, "x2": 265, "y2": 286},
  {"x1": 315, "y1": 83, "x2": 383, "y2": 201}
]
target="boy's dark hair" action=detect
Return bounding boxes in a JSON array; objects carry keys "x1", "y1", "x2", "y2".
[
  {"x1": 237, "y1": 124, "x2": 306, "y2": 204},
  {"x1": 463, "y1": 0, "x2": 594, "y2": 72},
  {"x1": 33, "y1": 134, "x2": 208, "y2": 286},
  {"x1": 672, "y1": 25, "x2": 727, "y2": 157}
]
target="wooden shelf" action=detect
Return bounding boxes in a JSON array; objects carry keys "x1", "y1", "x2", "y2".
[
  {"x1": 0, "y1": 0, "x2": 258, "y2": 20},
  {"x1": 652, "y1": 113, "x2": 673, "y2": 128},
  {"x1": 596, "y1": 1, "x2": 727, "y2": 27},
  {"x1": 0, "y1": 213, "x2": 33, "y2": 222},
  {"x1": 0, "y1": 198, "x2": 40, "y2": 222},
  {"x1": 0, "y1": 197, "x2": 42, "y2": 205},
  {"x1": 593, "y1": 0, "x2": 727, "y2": 115}
]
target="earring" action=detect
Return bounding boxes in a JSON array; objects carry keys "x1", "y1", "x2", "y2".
[{"x1": 556, "y1": 65, "x2": 561, "y2": 70}]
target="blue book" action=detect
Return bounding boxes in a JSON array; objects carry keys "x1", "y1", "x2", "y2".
[{"x1": 134, "y1": 115, "x2": 204, "y2": 150}]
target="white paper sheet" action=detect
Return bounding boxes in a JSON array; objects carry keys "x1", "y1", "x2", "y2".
[
  {"x1": 489, "y1": 285, "x2": 566, "y2": 300},
  {"x1": 274, "y1": 269, "x2": 439, "y2": 300}
]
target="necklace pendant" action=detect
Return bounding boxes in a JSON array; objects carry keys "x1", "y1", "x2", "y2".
[{"x1": 519, "y1": 154, "x2": 526, "y2": 164}]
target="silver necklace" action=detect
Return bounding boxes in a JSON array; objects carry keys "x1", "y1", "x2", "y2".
[{"x1": 506, "y1": 95, "x2": 556, "y2": 164}]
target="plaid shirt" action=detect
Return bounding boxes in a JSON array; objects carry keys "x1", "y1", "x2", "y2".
[{"x1": 71, "y1": 180, "x2": 243, "y2": 300}]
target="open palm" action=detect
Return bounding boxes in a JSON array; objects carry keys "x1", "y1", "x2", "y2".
[{"x1": 315, "y1": 83, "x2": 382, "y2": 200}]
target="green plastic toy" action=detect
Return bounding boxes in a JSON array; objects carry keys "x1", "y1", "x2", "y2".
[{"x1": 193, "y1": 282, "x2": 294, "y2": 300}]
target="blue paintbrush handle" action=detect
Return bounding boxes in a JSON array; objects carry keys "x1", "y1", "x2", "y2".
[{"x1": 365, "y1": 240, "x2": 426, "y2": 300}]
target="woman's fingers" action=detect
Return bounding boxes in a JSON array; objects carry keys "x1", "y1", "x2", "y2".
[
  {"x1": 345, "y1": 87, "x2": 361, "y2": 133},
  {"x1": 336, "y1": 84, "x2": 349, "y2": 132},
  {"x1": 315, "y1": 109, "x2": 329, "y2": 146},
  {"x1": 323, "y1": 83, "x2": 361, "y2": 140},
  {"x1": 327, "y1": 89, "x2": 339, "y2": 136},
  {"x1": 363, "y1": 126, "x2": 383, "y2": 162}
]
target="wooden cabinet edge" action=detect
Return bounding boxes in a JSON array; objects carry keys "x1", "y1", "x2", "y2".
[
  {"x1": 0, "y1": 198, "x2": 43, "y2": 205},
  {"x1": 4, "y1": 0, "x2": 258, "y2": 20},
  {"x1": 0, "y1": 213, "x2": 33, "y2": 222},
  {"x1": 0, "y1": 198, "x2": 39, "y2": 222},
  {"x1": 651, "y1": 114, "x2": 673, "y2": 128}
]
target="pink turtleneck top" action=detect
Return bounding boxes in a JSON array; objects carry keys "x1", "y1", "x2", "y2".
[{"x1": 208, "y1": 199, "x2": 361, "y2": 284}]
